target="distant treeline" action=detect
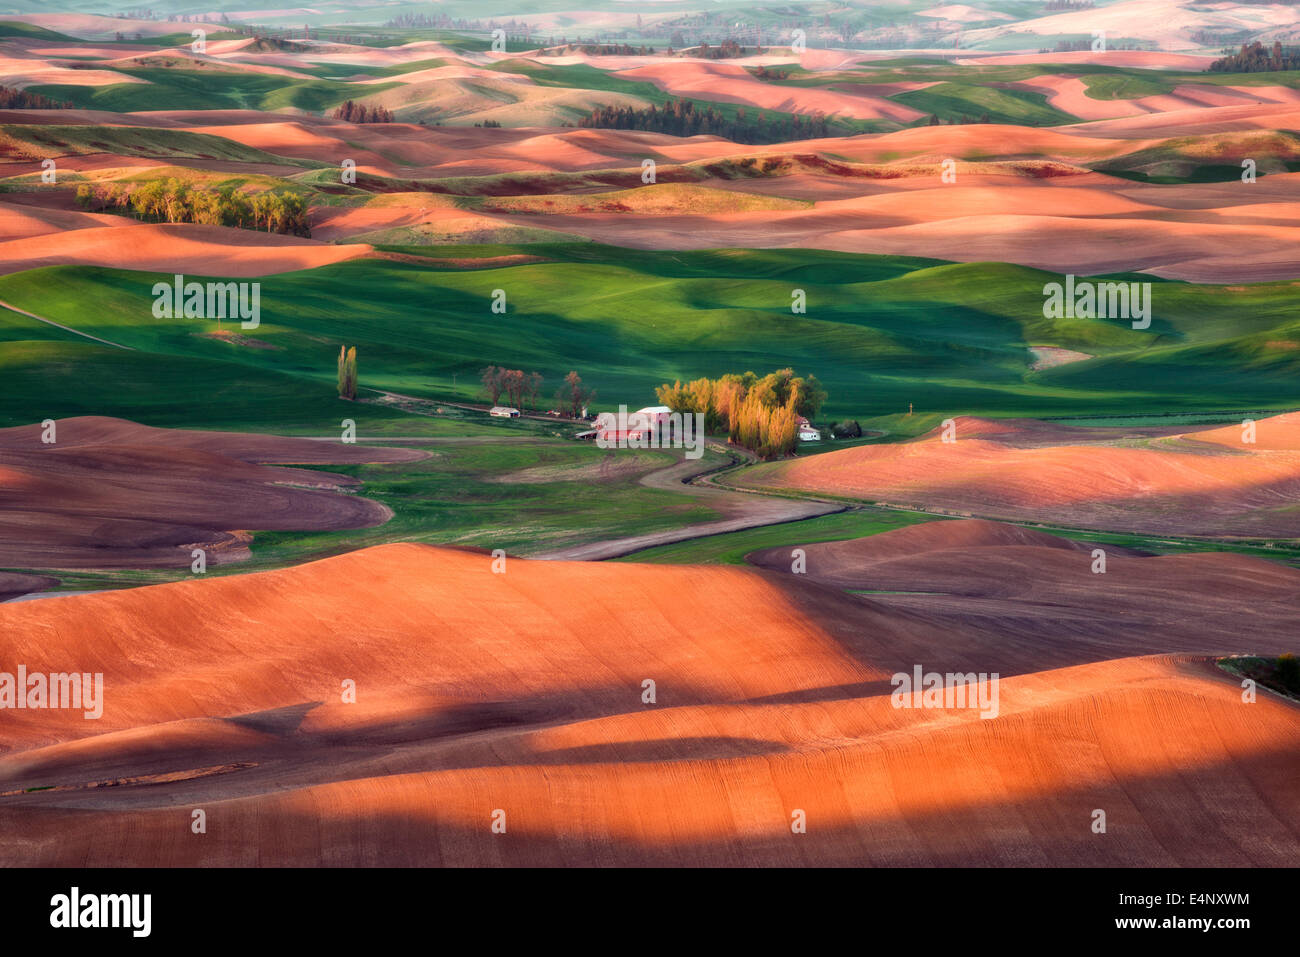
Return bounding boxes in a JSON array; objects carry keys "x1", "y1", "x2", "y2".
[
  {"x1": 1050, "y1": 38, "x2": 1148, "y2": 52},
  {"x1": 331, "y1": 100, "x2": 394, "y2": 123},
  {"x1": 573, "y1": 98, "x2": 833, "y2": 145},
  {"x1": 0, "y1": 85, "x2": 70, "y2": 110},
  {"x1": 1043, "y1": 0, "x2": 1093, "y2": 9},
  {"x1": 383, "y1": 13, "x2": 479, "y2": 29},
  {"x1": 1190, "y1": 30, "x2": 1252, "y2": 47},
  {"x1": 691, "y1": 39, "x2": 749, "y2": 59},
  {"x1": 1209, "y1": 41, "x2": 1300, "y2": 73},
  {"x1": 556, "y1": 44, "x2": 657, "y2": 56},
  {"x1": 927, "y1": 113, "x2": 993, "y2": 125},
  {"x1": 76, "y1": 179, "x2": 311, "y2": 236}
]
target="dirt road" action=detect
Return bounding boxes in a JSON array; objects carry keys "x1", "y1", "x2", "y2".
[{"x1": 535, "y1": 445, "x2": 844, "y2": 561}]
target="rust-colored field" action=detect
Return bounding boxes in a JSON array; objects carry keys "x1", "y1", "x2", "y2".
[
  {"x1": 0, "y1": 417, "x2": 424, "y2": 572},
  {"x1": 737, "y1": 414, "x2": 1300, "y2": 537},
  {"x1": 0, "y1": 536, "x2": 1295, "y2": 866}
]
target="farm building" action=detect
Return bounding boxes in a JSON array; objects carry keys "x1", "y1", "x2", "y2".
[
  {"x1": 796, "y1": 416, "x2": 821, "y2": 442},
  {"x1": 489, "y1": 406, "x2": 521, "y2": 418},
  {"x1": 595, "y1": 406, "x2": 691, "y2": 445},
  {"x1": 594, "y1": 407, "x2": 656, "y2": 445}
]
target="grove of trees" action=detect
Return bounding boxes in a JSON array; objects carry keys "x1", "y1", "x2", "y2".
[
  {"x1": 0, "y1": 85, "x2": 70, "y2": 110},
  {"x1": 331, "y1": 100, "x2": 394, "y2": 123},
  {"x1": 573, "y1": 97, "x2": 832, "y2": 145},
  {"x1": 693, "y1": 39, "x2": 747, "y2": 59},
  {"x1": 76, "y1": 179, "x2": 311, "y2": 236},
  {"x1": 1209, "y1": 42, "x2": 1300, "y2": 73},
  {"x1": 480, "y1": 366, "x2": 545, "y2": 411},
  {"x1": 655, "y1": 368, "x2": 826, "y2": 460}
]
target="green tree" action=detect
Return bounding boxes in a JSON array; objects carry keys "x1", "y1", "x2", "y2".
[{"x1": 337, "y1": 345, "x2": 357, "y2": 399}]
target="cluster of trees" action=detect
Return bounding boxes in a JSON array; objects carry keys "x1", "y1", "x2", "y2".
[
  {"x1": 0, "y1": 86, "x2": 69, "y2": 110},
  {"x1": 1051, "y1": 38, "x2": 1148, "y2": 52},
  {"x1": 75, "y1": 180, "x2": 311, "y2": 236},
  {"x1": 927, "y1": 113, "x2": 992, "y2": 125},
  {"x1": 383, "y1": 13, "x2": 479, "y2": 29},
  {"x1": 753, "y1": 66, "x2": 792, "y2": 80},
  {"x1": 655, "y1": 368, "x2": 826, "y2": 460},
  {"x1": 331, "y1": 101, "x2": 394, "y2": 123},
  {"x1": 574, "y1": 98, "x2": 833, "y2": 145},
  {"x1": 560, "y1": 44, "x2": 657, "y2": 56},
  {"x1": 1209, "y1": 42, "x2": 1300, "y2": 73},
  {"x1": 693, "y1": 39, "x2": 748, "y2": 59},
  {"x1": 480, "y1": 367, "x2": 596, "y2": 418},
  {"x1": 1044, "y1": 0, "x2": 1093, "y2": 9},
  {"x1": 337, "y1": 346, "x2": 357, "y2": 400},
  {"x1": 474, "y1": 120, "x2": 503, "y2": 128},
  {"x1": 480, "y1": 366, "x2": 544, "y2": 411},
  {"x1": 245, "y1": 37, "x2": 304, "y2": 51}
]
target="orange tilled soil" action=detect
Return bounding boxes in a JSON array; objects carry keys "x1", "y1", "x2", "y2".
[
  {"x1": 739, "y1": 413, "x2": 1300, "y2": 538},
  {"x1": 0, "y1": 222, "x2": 372, "y2": 277},
  {"x1": 0, "y1": 537, "x2": 1295, "y2": 866},
  {"x1": 0, "y1": 416, "x2": 425, "y2": 571}
]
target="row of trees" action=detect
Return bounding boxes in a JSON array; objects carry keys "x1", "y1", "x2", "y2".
[
  {"x1": 573, "y1": 98, "x2": 834, "y2": 145},
  {"x1": 655, "y1": 368, "x2": 826, "y2": 460},
  {"x1": 563, "y1": 44, "x2": 656, "y2": 56},
  {"x1": 927, "y1": 113, "x2": 993, "y2": 125},
  {"x1": 332, "y1": 100, "x2": 394, "y2": 123},
  {"x1": 479, "y1": 367, "x2": 598, "y2": 418},
  {"x1": 1051, "y1": 38, "x2": 1149, "y2": 53},
  {"x1": 0, "y1": 85, "x2": 70, "y2": 109},
  {"x1": 337, "y1": 346, "x2": 358, "y2": 400},
  {"x1": 481, "y1": 366, "x2": 544, "y2": 411},
  {"x1": 1209, "y1": 42, "x2": 1300, "y2": 73},
  {"x1": 694, "y1": 39, "x2": 748, "y2": 59},
  {"x1": 75, "y1": 180, "x2": 311, "y2": 236},
  {"x1": 383, "y1": 13, "x2": 479, "y2": 29}
]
